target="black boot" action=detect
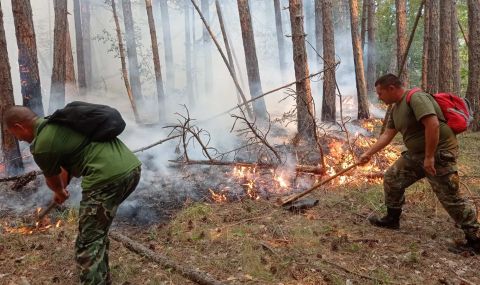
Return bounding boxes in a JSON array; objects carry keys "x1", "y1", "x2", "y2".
[
  {"x1": 368, "y1": 208, "x2": 401, "y2": 230},
  {"x1": 465, "y1": 237, "x2": 480, "y2": 254}
]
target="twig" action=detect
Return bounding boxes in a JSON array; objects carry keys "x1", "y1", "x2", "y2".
[{"x1": 132, "y1": 135, "x2": 181, "y2": 153}]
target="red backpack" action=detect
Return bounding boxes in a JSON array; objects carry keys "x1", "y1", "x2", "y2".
[{"x1": 406, "y1": 87, "x2": 473, "y2": 134}]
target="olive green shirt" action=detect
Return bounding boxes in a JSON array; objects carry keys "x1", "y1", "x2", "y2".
[
  {"x1": 30, "y1": 118, "x2": 141, "y2": 190},
  {"x1": 387, "y1": 90, "x2": 458, "y2": 154}
]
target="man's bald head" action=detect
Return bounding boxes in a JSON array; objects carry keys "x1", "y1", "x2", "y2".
[
  {"x1": 3, "y1": 106, "x2": 38, "y2": 143},
  {"x1": 4, "y1": 106, "x2": 38, "y2": 129}
]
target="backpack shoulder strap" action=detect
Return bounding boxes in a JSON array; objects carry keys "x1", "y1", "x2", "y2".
[{"x1": 405, "y1": 87, "x2": 423, "y2": 104}]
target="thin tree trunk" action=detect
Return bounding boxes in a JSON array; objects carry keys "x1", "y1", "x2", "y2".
[
  {"x1": 158, "y1": 0, "x2": 174, "y2": 93},
  {"x1": 66, "y1": 21, "x2": 78, "y2": 98},
  {"x1": 112, "y1": 0, "x2": 139, "y2": 122},
  {"x1": 451, "y1": 0, "x2": 461, "y2": 95},
  {"x1": 349, "y1": 0, "x2": 369, "y2": 119},
  {"x1": 322, "y1": 0, "x2": 336, "y2": 122},
  {"x1": 237, "y1": 0, "x2": 268, "y2": 120},
  {"x1": 427, "y1": 0, "x2": 440, "y2": 93},
  {"x1": 366, "y1": 0, "x2": 376, "y2": 94},
  {"x1": 396, "y1": 0, "x2": 408, "y2": 85},
  {"x1": 185, "y1": 0, "x2": 194, "y2": 105},
  {"x1": 467, "y1": 0, "x2": 480, "y2": 131},
  {"x1": 216, "y1": 0, "x2": 241, "y2": 105},
  {"x1": 122, "y1": 0, "x2": 143, "y2": 103},
  {"x1": 289, "y1": 0, "x2": 316, "y2": 140},
  {"x1": 201, "y1": 0, "x2": 212, "y2": 95},
  {"x1": 421, "y1": 0, "x2": 430, "y2": 90},
  {"x1": 49, "y1": 0, "x2": 68, "y2": 114},
  {"x1": 361, "y1": 0, "x2": 367, "y2": 50},
  {"x1": 145, "y1": 0, "x2": 165, "y2": 122},
  {"x1": 73, "y1": 0, "x2": 86, "y2": 93},
  {"x1": 11, "y1": 0, "x2": 44, "y2": 116},
  {"x1": 304, "y1": 0, "x2": 315, "y2": 67},
  {"x1": 314, "y1": 0, "x2": 323, "y2": 100},
  {"x1": 82, "y1": 0, "x2": 92, "y2": 88},
  {"x1": 274, "y1": 0, "x2": 287, "y2": 80},
  {"x1": 439, "y1": 0, "x2": 453, "y2": 92},
  {"x1": 0, "y1": 2, "x2": 23, "y2": 175}
]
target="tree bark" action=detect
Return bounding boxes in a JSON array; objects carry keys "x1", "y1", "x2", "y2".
[
  {"x1": 49, "y1": 0, "x2": 68, "y2": 114},
  {"x1": 288, "y1": 0, "x2": 316, "y2": 140},
  {"x1": 0, "y1": 2, "x2": 24, "y2": 175},
  {"x1": 366, "y1": 0, "x2": 376, "y2": 94},
  {"x1": 185, "y1": 0, "x2": 194, "y2": 105},
  {"x1": 360, "y1": 0, "x2": 367, "y2": 50},
  {"x1": 467, "y1": 0, "x2": 480, "y2": 131},
  {"x1": 201, "y1": 0, "x2": 212, "y2": 95},
  {"x1": 396, "y1": 0, "x2": 408, "y2": 85},
  {"x1": 421, "y1": 0, "x2": 430, "y2": 90},
  {"x1": 112, "y1": 0, "x2": 139, "y2": 122},
  {"x1": 237, "y1": 0, "x2": 268, "y2": 120},
  {"x1": 439, "y1": 0, "x2": 453, "y2": 92},
  {"x1": 122, "y1": 0, "x2": 143, "y2": 103},
  {"x1": 274, "y1": 0, "x2": 287, "y2": 80},
  {"x1": 145, "y1": 0, "x2": 165, "y2": 122},
  {"x1": 81, "y1": 0, "x2": 92, "y2": 88},
  {"x1": 73, "y1": 0, "x2": 86, "y2": 92},
  {"x1": 349, "y1": 0, "x2": 369, "y2": 119},
  {"x1": 66, "y1": 20, "x2": 78, "y2": 98},
  {"x1": 321, "y1": 0, "x2": 336, "y2": 122},
  {"x1": 451, "y1": 0, "x2": 461, "y2": 95},
  {"x1": 427, "y1": 0, "x2": 440, "y2": 93},
  {"x1": 314, "y1": 0, "x2": 323, "y2": 100},
  {"x1": 11, "y1": 0, "x2": 44, "y2": 116},
  {"x1": 158, "y1": 0, "x2": 174, "y2": 93}
]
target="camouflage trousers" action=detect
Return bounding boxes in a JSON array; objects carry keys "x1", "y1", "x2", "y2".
[
  {"x1": 75, "y1": 166, "x2": 141, "y2": 285},
  {"x1": 384, "y1": 150, "x2": 479, "y2": 239}
]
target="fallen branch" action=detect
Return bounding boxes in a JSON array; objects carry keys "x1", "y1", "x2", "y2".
[
  {"x1": 168, "y1": 159, "x2": 325, "y2": 175},
  {"x1": 110, "y1": 231, "x2": 226, "y2": 285}
]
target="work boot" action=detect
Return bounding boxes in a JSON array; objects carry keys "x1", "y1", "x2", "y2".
[
  {"x1": 368, "y1": 208, "x2": 401, "y2": 230},
  {"x1": 448, "y1": 238, "x2": 480, "y2": 255}
]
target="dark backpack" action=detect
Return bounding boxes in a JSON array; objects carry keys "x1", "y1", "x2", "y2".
[{"x1": 46, "y1": 101, "x2": 126, "y2": 141}]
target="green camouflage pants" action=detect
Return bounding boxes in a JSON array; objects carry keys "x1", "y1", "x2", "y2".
[
  {"x1": 383, "y1": 150, "x2": 479, "y2": 238},
  {"x1": 75, "y1": 166, "x2": 141, "y2": 285}
]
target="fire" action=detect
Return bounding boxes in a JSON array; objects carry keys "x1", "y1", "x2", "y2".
[
  {"x1": 209, "y1": 189, "x2": 227, "y2": 203},
  {"x1": 2, "y1": 207, "x2": 63, "y2": 235}
]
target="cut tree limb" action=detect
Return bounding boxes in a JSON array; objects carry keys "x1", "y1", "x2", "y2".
[{"x1": 110, "y1": 231, "x2": 226, "y2": 285}]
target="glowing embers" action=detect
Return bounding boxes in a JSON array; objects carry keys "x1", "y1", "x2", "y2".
[{"x1": 2, "y1": 207, "x2": 63, "y2": 235}]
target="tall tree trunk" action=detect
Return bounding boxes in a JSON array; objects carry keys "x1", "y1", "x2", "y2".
[
  {"x1": 201, "y1": 0, "x2": 212, "y2": 95},
  {"x1": 396, "y1": 0, "x2": 408, "y2": 85},
  {"x1": 73, "y1": 0, "x2": 86, "y2": 93},
  {"x1": 366, "y1": 0, "x2": 376, "y2": 94},
  {"x1": 321, "y1": 0, "x2": 336, "y2": 122},
  {"x1": 451, "y1": 0, "x2": 461, "y2": 95},
  {"x1": 289, "y1": 0, "x2": 316, "y2": 140},
  {"x1": 158, "y1": 0, "x2": 174, "y2": 93},
  {"x1": 122, "y1": 0, "x2": 143, "y2": 103},
  {"x1": 237, "y1": 0, "x2": 268, "y2": 120},
  {"x1": 421, "y1": 0, "x2": 430, "y2": 90},
  {"x1": 349, "y1": 0, "x2": 369, "y2": 119},
  {"x1": 82, "y1": 0, "x2": 92, "y2": 88},
  {"x1": 185, "y1": 0, "x2": 194, "y2": 105},
  {"x1": 49, "y1": 0, "x2": 68, "y2": 114},
  {"x1": 146, "y1": 0, "x2": 165, "y2": 122},
  {"x1": 216, "y1": 0, "x2": 241, "y2": 105},
  {"x1": 112, "y1": 0, "x2": 139, "y2": 122},
  {"x1": 304, "y1": 0, "x2": 315, "y2": 67},
  {"x1": 11, "y1": 0, "x2": 44, "y2": 116},
  {"x1": 360, "y1": 0, "x2": 367, "y2": 50},
  {"x1": 314, "y1": 0, "x2": 323, "y2": 101},
  {"x1": 0, "y1": 2, "x2": 23, "y2": 175},
  {"x1": 467, "y1": 0, "x2": 480, "y2": 131},
  {"x1": 439, "y1": 0, "x2": 453, "y2": 92},
  {"x1": 66, "y1": 20, "x2": 78, "y2": 98},
  {"x1": 427, "y1": 0, "x2": 440, "y2": 93},
  {"x1": 274, "y1": 0, "x2": 287, "y2": 80}
]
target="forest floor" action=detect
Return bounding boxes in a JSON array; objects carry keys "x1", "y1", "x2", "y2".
[{"x1": 1, "y1": 132, "x2": 479, "y2": 285}]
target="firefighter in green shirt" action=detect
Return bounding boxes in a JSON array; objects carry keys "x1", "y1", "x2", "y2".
[
  {"x1": 5, "y1": 105, "x2": 142, "y2": 284},
  {"x1": 359, "y1": 74, "x2": 480, "y2": 254}
]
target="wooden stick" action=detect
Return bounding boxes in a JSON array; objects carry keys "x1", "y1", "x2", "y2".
[
  {"x1": 278, "y1": 163, "x2": 360, "y2": 206},
  {"x1": 110, "y1": 231, "x2": 226, "y2": 285},
  {"x1": 36, "y1": 201, "x2": 57, "y2": 223}
]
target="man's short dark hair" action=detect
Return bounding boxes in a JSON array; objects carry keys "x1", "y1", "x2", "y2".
[{"x1": 375, "y1": 73, "x2": 403, "y2": 88}]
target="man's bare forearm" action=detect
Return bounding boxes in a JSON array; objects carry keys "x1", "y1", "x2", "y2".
[{"x1": 422, "y1": 116, "x2": 439, "y2": 158}]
